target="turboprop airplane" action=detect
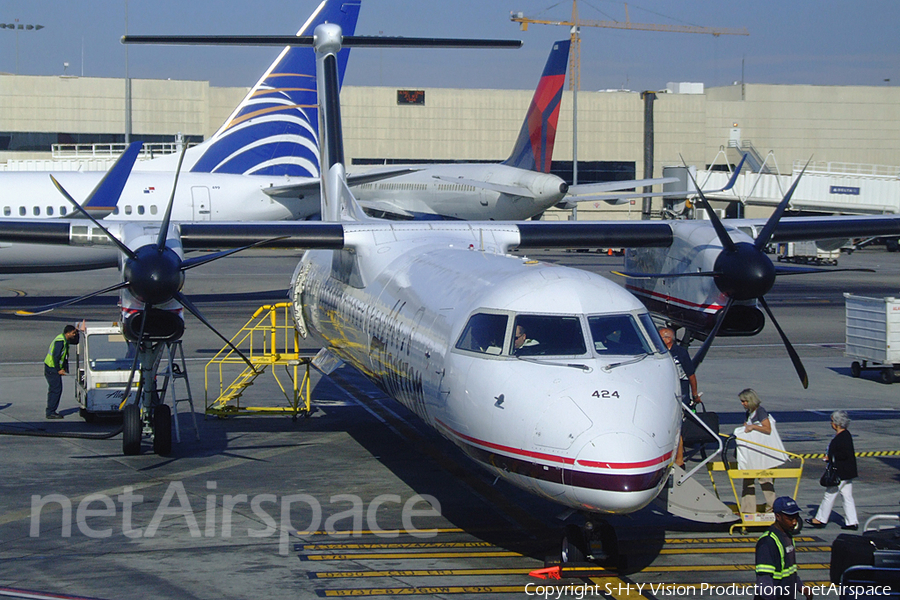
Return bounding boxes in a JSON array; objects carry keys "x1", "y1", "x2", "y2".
[
  {"x1": 0, "y1": 0, "x2": 362, "y2": 274},
  {"x1": 5, "y1": 23, "x2": 900, "y2": 563}
]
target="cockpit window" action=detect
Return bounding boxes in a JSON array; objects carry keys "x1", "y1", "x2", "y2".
[
  {"x1": 512, "y1": 315, "x2": 587, "y2": 357},
  {"x1": 455, "y1": 313, "x2": 508, "y2": 355},
  {"x1": 588, "y1": 314, "x2": 655, "y2": 356},
  {"x1": 638, "y1": 313, "x2": 668, "y2": 354}
]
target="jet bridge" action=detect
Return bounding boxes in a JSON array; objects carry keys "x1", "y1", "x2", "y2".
[{"x1": 696, "y1": 156, "x2": 900, "y2": 216}]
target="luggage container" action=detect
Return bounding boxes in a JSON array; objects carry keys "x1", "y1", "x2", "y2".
[{"x1": 844, "y1": 294, "x2": 900, "y2": 384}]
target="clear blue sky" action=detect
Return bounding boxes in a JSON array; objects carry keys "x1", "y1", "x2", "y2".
[{"x1": 1, "y1": 0, "x2": 897, "y2": 92}]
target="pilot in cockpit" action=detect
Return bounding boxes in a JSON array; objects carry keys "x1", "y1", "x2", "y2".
[{"x1": 513, "y1": 325, "x2": 539, "y2": 353}]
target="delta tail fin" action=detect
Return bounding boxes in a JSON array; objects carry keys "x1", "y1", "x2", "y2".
[
  {"x1": 187, "y1": 0, "x2": 360, "y2": 177},
  {"x1": 503, "y1": 39, "x2": 570, "y2": 173}
]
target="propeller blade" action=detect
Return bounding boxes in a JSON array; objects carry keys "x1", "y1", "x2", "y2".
[
  {"x1": 119, "y1": 306, "x2": 150, "y2": 411},
  {"x1": 156, "y1": 142, "x2": 189, "y2": 252},
  {"x1": 49, "y1": 174, "x2": 138, "y2": 261},
  {"x1": 680, "y1": 155, "x2": 736, "y2": 253},
  {"x1": 180, "y1": 236, "x2": 290, "y2": 272},
  {"x1": 174, "y1": 292, "x2": 255, "y2": 372},
  {"x1": 754, "y1": 158, "x2": 812, "y2": 252},
  {"x1": 691, "y1": 297, "x2": 734, "y2": 370},
  {"x1": 610, "y1": 270, "x2": 718, "y2": 280},
  {"x1": 775, "y1": 267, "x2": 875, "y2": 276},
  {"x1": 123, "y1": 34, "x2": 522, "y2": 49},
  {"x1": 14, "y1": 280, "x2": 131, "y2": 316},
  {"x1": 759, "y1": 296, "x2": 809, "y2": 389}
]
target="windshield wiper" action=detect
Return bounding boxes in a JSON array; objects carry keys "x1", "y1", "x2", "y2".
[
  {"x1": 602, "y1": 353, "x2": 650, "y2": 372},
  {"x1": 515, "y1": 356, "x2": 592, "y2": 372}
]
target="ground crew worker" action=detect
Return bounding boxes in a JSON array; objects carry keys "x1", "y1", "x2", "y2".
[
  {"x1": 755, "y1": 496, "x2": 813, "y2": 600},
  {"x1": 44, "y1": 324, "x2": 79, "y2": 419}
]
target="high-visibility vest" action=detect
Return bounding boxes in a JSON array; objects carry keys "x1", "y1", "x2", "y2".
[
  {"x1": 44, "y1": 334, "x2": 69, "y2": 369},
  {"x1": 755, "y1": 530, "x2": 798, "y2": 580}
]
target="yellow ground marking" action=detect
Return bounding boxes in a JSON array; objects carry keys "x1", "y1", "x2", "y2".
[
  {"x1": 302, "y1": 542, "x2": 494, "y2": 550},
  {"x1": 303, "y1": 551, "x2": 524, "y2": 561},
  {"x1": 310, "y1": 568, "x2": 535, "y2": 579}
]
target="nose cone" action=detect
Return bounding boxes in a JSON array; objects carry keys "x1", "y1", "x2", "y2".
[{"x1": 567, "y1": 431, "x2": 671, "y2": 513}]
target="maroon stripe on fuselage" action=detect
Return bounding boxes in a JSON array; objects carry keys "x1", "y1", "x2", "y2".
[{"x1": 457, "y1": 436, "x2": 668, "y2": 493}]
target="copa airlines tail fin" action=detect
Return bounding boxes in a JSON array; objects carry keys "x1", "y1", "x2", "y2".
[
  {"x1": 503, "y1": 39, "x2": 570, "y2": 173},
  {"x1": 185, "y1": 0, "x2": 360, "y2": 177}
]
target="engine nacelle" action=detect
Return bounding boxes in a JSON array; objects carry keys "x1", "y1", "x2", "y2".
[{"x1": 123, "y1": 308, "x2": 185, "y2": 343}]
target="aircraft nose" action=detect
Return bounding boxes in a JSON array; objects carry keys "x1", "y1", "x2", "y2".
[{"x1": 567, "y1": 431, "x2": 671, "y2": 513}]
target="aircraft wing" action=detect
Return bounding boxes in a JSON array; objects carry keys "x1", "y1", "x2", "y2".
[
  {"x1": 261, "y1": 168, "x2": 421, "y2": 199},
  {"x1": 3, "y1": 214, "x2": 900, "y2": 253}
]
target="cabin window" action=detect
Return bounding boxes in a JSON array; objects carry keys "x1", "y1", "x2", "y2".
[
  {"x1": 112, "y1": 207, "x2": 120, "y2": 215},
  {"x1": 3, "y1": 207, "x2": 9, "y2": 216},
  {"x1": 19, "y1": 206, "x2": 26, "y2": 216},
  {"x1": 46, "y1": 206, "x2": 54, "y2": 216},
  {"x1": 124, "y1": 205, "x2": 132, "y2": 215},
  {"x1": 60, "y1": 206, "x2": 67, "y2": 216},
  {"x1": 588, "y1": 314, "x2": 654, "y2": 356},
  {"x1": 456, "y1": 313, "x2": 508, "y2": 355},
  {"x1": 511, "y1": 315, "x2": 586, "y2": 357},
  {"x1": 137, "y1": 205, "x2": 145, "y2": 215},
  {"x1": 150, "y1": 205, "x2": 158, "y2": 215},
  {"x1": 33, "y1": 206, "x2": 40, "y2": 216}
]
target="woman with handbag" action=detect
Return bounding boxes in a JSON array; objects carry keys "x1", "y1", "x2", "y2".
[{"x1": 806, "y1": 410, "x2": 859, "y2": 530}]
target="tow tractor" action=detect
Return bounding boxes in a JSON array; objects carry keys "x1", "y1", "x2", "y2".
[{"x1": 74, "y1": 322, "x2": 138, "y2": 422}]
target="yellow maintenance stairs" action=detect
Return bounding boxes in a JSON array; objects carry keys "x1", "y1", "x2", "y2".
[{"x1": 205, "y1": 303, "x2": 314, "y2": 419}]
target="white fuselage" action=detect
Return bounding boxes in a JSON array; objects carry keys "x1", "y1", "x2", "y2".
[
  {"x1": 293, "y1": 225, "x2": 681, "y2": 513},
  {"x1": 353, "y1": 164, "x2": 568, "y2": 220},
  {"x1": 0, "y1": 170, "x2": 318, "y2": 272}
]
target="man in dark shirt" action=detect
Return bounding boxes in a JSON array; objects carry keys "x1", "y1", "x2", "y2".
[
  {"x1": 659, "y1": 327, "x2": 700, "y2": 467},
  {"x1": 755, "y1": 496, "x2": 812, "y2": 600},
  {"x1": 44, "y1": 324, "x2": 79, "y2": 419}
]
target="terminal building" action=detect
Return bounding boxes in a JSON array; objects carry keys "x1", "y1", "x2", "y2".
[{"x1": 1, "y1": 73, "x2": 898, "y2": 219}]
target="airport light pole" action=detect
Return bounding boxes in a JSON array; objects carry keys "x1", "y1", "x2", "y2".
[
  {"x1": 124, "y1": 0, "x2": 132, "y2": 144},
  {"x1": 1, "y1": 20, "x2": 45, "y2": 75}
]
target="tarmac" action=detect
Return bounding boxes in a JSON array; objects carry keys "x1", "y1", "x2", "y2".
[{"x1": 1, "y1": 248, "x2": 898, "y2": 600}]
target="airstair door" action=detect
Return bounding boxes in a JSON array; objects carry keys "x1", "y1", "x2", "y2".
[{"x1": 191, "y1": 187, "x2": 211, "y2": 221}]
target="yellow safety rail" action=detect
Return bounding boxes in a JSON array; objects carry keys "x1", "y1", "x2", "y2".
[
  {"x1": 706, "y1": 434, "x2": 805, "y2": 535},
  {"x1": 205, "y1": 302, "x2": 313, "y2": 419}
]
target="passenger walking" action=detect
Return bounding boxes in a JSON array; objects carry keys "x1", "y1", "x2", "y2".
[
  {"x1": 44, "y1": 324, "x2": 79, "y2": 419},
  {"x1": 737, "y1": 389, "x2": 787, "y2": 514},
  {"x1": 658, "y1": 327, "x2": 700, "y2": 468},
  {"x1": 806, "y1": 410, "x2": 859, "y2": 530}
]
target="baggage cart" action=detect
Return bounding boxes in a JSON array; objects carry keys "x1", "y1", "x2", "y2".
[{"x1": 844, "y1": 294, "x2": 900, "y2": 384}]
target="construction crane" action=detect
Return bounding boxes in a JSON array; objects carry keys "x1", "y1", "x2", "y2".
[
  {"x1": 510, "y1": 1, "x2": 748, "y2": 217},
  {"x1": 511, "y1": 1, "x2": 749, "y2": 92}
]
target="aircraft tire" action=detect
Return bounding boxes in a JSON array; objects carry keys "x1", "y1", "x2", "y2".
[
  {"x1": 850, "y1": 362, "x2": 861, "y2": 378},
  {"x1": 880, "y1": 368, "x2": 895, "y2": 385},
  {"x1": 153, "y1": 404, "x2": 172, "y2": 456},
  {"x1": 123, "y1": 404, "x2": 142, "y2": 455},
  {"x1": 561, "y1": 524, "x2": 588, "y2": 564}
]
